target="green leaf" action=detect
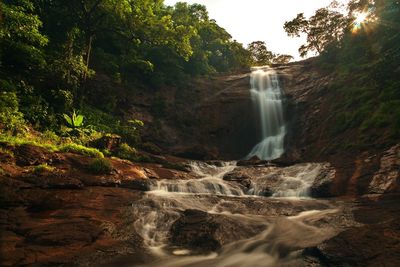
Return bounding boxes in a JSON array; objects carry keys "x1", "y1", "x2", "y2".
[
  {"x1": 74, "y1": 115, "x2": 84, "y2": 127},
  {"x1": 63, "y1": 114, "x2": 73, "y2": 126}
]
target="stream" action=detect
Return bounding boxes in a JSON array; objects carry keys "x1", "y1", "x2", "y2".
[{"x1": 131, "y1": 161, "x2": 355, "y2": 267}]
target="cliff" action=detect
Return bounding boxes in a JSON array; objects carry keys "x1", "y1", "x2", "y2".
[{"x1": 129, "y1": 58, "x2": 399, "y2": 197}]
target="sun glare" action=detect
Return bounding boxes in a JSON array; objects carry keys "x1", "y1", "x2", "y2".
[
  {"x1": 355, "y1": 12, "x2": 368, "y2": 24},
  {"x1": 352, "y1": 10, "x2": 375, "y2": 33}
]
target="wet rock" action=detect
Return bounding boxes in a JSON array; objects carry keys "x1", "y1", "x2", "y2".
[
  {"x1": 237, "y1": 156, "x2": 268, "y2": 166},
  {"x1": 270, "y1": 150, "x2": 301, "y2": 166},
  {"x1": 309, "y1": 164, "x2": 336, "y2": 197},
  {"x1": 223, "y1": 170, "x2": 252, "y2": 188},
  {"x1": 305, "y1": 194, "x2": 400, "y2": 266},
  {"x1": 368, "y1": 144, "x2": 400, "y2": 194},
  {"x1": 313, "y1": 221, "x2": 400, "y2": 266},
  {"x1": 169, "y1": 209, "x2": 264, "y2": 253},
  {"x1": 170, "y1": 209, "x2": 221, "y2": 252},
  {"x1": 120, "y1": 178, "x2": 150, "y2": 191}
]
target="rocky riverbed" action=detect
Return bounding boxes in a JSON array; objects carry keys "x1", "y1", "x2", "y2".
[{"x1": 1, "y1": 143, "x2": 399, "y2": 266}]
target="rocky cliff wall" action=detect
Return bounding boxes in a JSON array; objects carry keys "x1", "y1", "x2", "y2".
[{"x1": 129, "y1": 59, "x2": 398, "y2": 196}]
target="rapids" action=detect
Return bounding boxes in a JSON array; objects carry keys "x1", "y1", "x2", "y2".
[{"x1": 130, "y1": 162, "x2": 354, "y2": 267}]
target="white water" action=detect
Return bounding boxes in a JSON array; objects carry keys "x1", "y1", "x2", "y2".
[
  {"x1": 149, "y1": 162, "x2": 242, "y2": 196},
  {"x1": 247, "y1": 67, "x2": 286, "y2": 160},
  {"x1": 131, "y1": 162, "x2": 347, "y2": 266}
]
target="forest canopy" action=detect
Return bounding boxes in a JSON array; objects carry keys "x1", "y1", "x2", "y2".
[{"x1": 1, "y1": 0, "x2": 399, "y2": 151}]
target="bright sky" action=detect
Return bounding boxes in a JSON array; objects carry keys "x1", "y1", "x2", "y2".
[{"x1": 164, "y1": 0, "x2": 343, "y2": 60}]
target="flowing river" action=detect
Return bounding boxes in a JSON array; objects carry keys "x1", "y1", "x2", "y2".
[{"x1": 130, "y1": 161, "x2": 355, "y2": 267}]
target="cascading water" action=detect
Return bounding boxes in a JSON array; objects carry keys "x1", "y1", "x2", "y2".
[
  {"x1": 247, "y1": 67, "x2": 286, "y2": 160},
  {"x1": 130, "y1": 162, "x2": 352, "y2": 267}
]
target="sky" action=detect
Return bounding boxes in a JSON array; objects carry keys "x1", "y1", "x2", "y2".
[{"x1": 164, "y1": 0, "x2": 343, "y2": 60}]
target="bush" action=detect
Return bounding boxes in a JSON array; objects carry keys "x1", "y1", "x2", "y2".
[
  {"x1": 141, "y1": 142, "x2": 162, "y2": 154},
  {"x1": 87, "y1": 158, "x2": 113, "y2": 174},
  {"x1": 33, "y1": 163, "x2": 55, "y2": 174},
  {"x1": 115, "y1": 143, "x2": 137, "y2": 161},
  {"x1": 60, "y1": 143, "x2": 104, "y2": 158},
  {"x1": 0, "y1": 91, "x2": 25, "y2": 132}
]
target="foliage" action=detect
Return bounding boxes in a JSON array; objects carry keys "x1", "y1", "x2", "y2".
[
  {"x1": 87, "y1": 158, "x2": 113, "y2": 174},
  {"x1": 247, "y1": 41, "x2": 293, "y2": 65},
  {"x1": 0, "y1": 91, "x2": 25, "y2": 132},
  {"x1": 63, "y1": 110, "x2": 84, "y2": 128},
  {"x1": 33, "y1": 163, "x2": 55, "y2": 174},
  {"x1": 141, "y1": 142, "x2": 162, "y2": 155},
  {"x1": 247, "y1": 41, "x2": 274, "y2": 66},
  {"x1": 60, "y1": 143, "x2": 104, "y2": 158},
  {"x1": 272, "y1": 54, "x2": 294, "y2": 64},
  {"x1": 115, "y1": 143, "x2": 137, "y2": 161},
  {"x1": 0, "y1": 134, "x2": 59, "y2": 152},
  {"x1": 0, "y1": 0, "x2": 48, "y2": 72},
  {"x1": 319, "y1": 0, "x2": 400, "y2": 147},
  {"x1": 284, "y1": 8, "x2": 349, "y2": 57}
]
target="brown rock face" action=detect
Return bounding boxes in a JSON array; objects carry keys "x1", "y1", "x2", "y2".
[
  {"x1": 0, "y1": 148, "x2": 195, "y2": 266},
  {"x1": 368, "y1": 144, "x2": 400, "y2": 194},
  {"x1": 135, "y1": 73, "x2": 259, "y2": 160}
]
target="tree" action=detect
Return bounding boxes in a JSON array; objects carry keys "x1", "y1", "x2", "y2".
[
  {"x1": 272, "y1": 54, "x2": 294, "y2": 64},
  {"x1": 247, "y1": 41, "x2": 274, "y2": 65},
  {"x1": 0, "y1": 0, "x2": 48, "y2": 73},
  {"x1": 284, "y1": 8, "x2": 349, "y2": 57}
]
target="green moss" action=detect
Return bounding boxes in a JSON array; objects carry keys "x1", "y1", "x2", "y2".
[
  {"x1": 60, "y1": 143, "x2": 104, "y2": 158},
  {"x1": 33, "y1": 163, "x2": 55, "y2": 174},
  {"x1": 87, "y1": 158, "x2": 113, "y2": 174},
  {"x1": 115, "y1": 143, "x2": 137, "y2": 161},
  {"x1": 0, "y1": 135, "x2": 58, "y2": 152}
]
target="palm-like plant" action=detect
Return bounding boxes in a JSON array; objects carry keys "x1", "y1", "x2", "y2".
[{"x1": 63, "y1": 110, "x2": 84, "y2": 128}]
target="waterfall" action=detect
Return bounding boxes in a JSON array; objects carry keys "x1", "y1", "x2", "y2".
[{"x1": 247, "y1": 67, "x2": 286, "y2": 160}]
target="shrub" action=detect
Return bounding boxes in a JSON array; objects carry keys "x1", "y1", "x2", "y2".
[
  {"x1": 60, "y1": 143, "x2": 104, "y2": 158},
  {"x1": 33, "y1": 163, "x2": 55, "y2": 174},
  {"x1": 0, "y1": 91, "x2": 25, "y2": 132},
  {"x1": 115, "y1": 143, "x2": 137, "y2": 161},
  {"x1": 141, "y1": 142, "x2": 162, "y2": 154},
  {"x1": 87, "y1": 158, "x2": 113, "y2": 174}
]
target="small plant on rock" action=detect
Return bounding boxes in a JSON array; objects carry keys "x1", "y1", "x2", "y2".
[
  {"x1": 115, "y1": 143, "x2": 137, "y2": 161},
  {"x1": 33, "y1": 163, "x2": 55, "y2": 175},
  {"x1": 88, "y1": 158, "x2": 113, "y2": 175},
  {"x1": 60, "y1": 143, "x2": 104, "y2": 158},
  {"x1": 63, "y1": 110, "x2": 84, "y2": 129}
]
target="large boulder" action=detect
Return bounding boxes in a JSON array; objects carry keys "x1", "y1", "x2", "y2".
[
  {"x1": 309, "y1": 164, "x2": 336, "y2": 197},
  {"x1": 169, "y1": 209, "x2": 264, "y2": 253},
  {"x1": 368, "y1": 144, "x2": 400, "y2": 194}
]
